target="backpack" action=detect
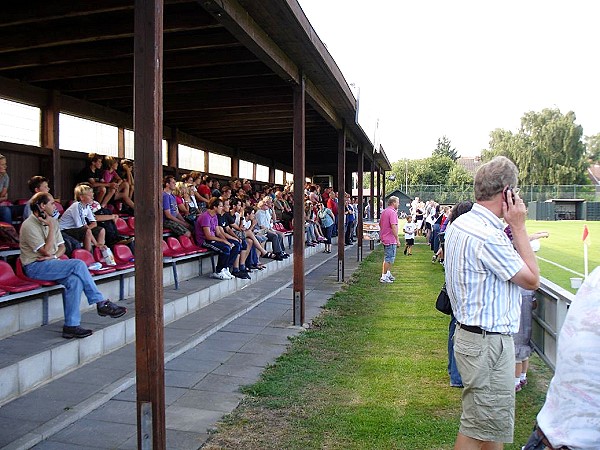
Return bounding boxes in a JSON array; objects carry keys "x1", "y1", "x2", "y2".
[{"x1": 0, "y1": 222, "x2": 20, "y2": 248}]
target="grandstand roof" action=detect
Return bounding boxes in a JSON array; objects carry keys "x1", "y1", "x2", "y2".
[{"x1": 0, "y1": 0, "x2": 391, "y2": 175}]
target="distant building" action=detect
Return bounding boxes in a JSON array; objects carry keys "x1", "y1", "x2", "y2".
[
  {"x1": 457, "y1": 156, "x2": 482, "y2": 176},
  {"x1": 384, "y1": 190, "x2": 412, "y2": 216},
  {"x1": 588, "y1": 164, "x2": 600, "y2": 185}
]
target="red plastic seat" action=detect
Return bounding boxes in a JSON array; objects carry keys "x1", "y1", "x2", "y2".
[
  {"x1": 14, "y1": 198, "x2": 29, "y2": 206},
  {"x1": 127, "y1": 216, "x2": 135, "y2": 231},
  {"x1": 166, "y1": 237, "x2": 194, "y2": 256},
  {"x1": 93, "y1": 246, "x2": 134, "y2": 270},
  {"x1": 112, "y1": 244, "x2": 136, "y2": 268},
  {"x1": 0, "y1": 260, "x2": 41, "y2": 293},
  {"x1": 179, "y1": 235, "x2": 207, "y2": 254},
  {"x1": 161, "y1": 239, "x2": 186, "y2": 258},
  {"x1": 72, "y1": 249, "x2": 116, "y2": 274},
  {"x1": 15, "y1": 258, "x2": 57, "y2": 286},
  {"x1": 115, "y1": 217, "x2": 135, "y2": 236}
]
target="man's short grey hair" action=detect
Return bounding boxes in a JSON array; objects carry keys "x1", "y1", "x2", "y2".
[
  {"x1": 388, "y1": 196, "x2": 399, "y2": 206},
  {"x1": 474, "y1": 156, "x2": 518, "y2": 201}
]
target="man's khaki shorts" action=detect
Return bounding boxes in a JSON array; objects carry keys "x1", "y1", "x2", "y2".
[{"x1": 454, "y1": 327, "x2": 515, "y2": 443}]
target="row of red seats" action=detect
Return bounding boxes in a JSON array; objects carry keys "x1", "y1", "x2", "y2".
[{"x1": 0, "y1": 234, "x2": 210, "y2": 296}]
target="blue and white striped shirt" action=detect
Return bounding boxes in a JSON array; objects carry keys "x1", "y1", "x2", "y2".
[{"x1": 444, "y1": 203, "x2": 524, "y2": 334}]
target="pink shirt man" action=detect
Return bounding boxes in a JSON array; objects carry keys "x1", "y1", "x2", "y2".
[{"x1": 380, "y1": 204, "x2": 399, "y2": 245}]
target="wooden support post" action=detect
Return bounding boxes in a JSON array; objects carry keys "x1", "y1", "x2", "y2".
[
  {"x1": 337, "y1": 124, "x2": 346, "y2": 282},
  {"x1": 357, "y1": 147, "x2": 364, "y2": 261},
  {"x1": 292, "y1": 77, "x2": 305, "y2": 326},
  {"x1": 376, "y1": 169, "x2": 381, "y2": 220},
  {"x1": 118, "y1": 128, "x2": 125, "y2": 159},
  {"x1": 382, "y1": 170, "x2": 386, "y2": 207},
  {"x1": 134, "y1": 1, "x2": 166, "y2": 449},
  {"x1": 41, "y1": 91, "x2": 61, "y2": 200},
  {"x1": 370, "y1": 166, "x2": 375, "y2": 221}
]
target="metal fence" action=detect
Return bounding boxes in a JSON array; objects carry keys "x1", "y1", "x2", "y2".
[
  {"x1": 401, "y1": 185, "x2": 599, "y2": 204},
  {"x1": 531, "y1": 277, "x2": 574, "y2": 371}
]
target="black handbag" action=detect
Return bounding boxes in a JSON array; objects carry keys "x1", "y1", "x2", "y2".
[{"x1": 435, "y1": 283, "x2": 453, "y2": 315}]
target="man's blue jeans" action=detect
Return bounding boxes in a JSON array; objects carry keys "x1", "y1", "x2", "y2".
[
  {"x1": 448, "y1": 315, "x2": 463, "y2": 386},
  {"x1": 24, "y1": 259, "x2": 104, "y2": 326}
]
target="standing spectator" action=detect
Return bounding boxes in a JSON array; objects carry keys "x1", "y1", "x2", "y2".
[
  {"x1": 351, "y1": 197, "x2": 359, "y2": 241},
  {"x1": 344, "y1": 195, "x2": 355, "y2": 245},
  {"x1": 509, "y1": 231, "x2": 549, "y2": 393},
  {"x1": 402, "y1": 215, "x2": 416, "y2": 256},
  {"x1": 162, "y1": 176, "x2": 192, "y2": 238},
  {"x1": 59, "y1": 184, "x2": 107, "y2": 253},
  {"x1": 20, "y1": 192, "x2": 126, "y2": 339},
  {"x1": 379, "y1": 196, "x2": 400, "y2": 283},
  {"x1": 445, "y1": 156, "x2": 540, "y2": 448},
  {"x1": 444, "y1": 200, "x2": 474, "y2": 389},
  {"x1": 0, "y1": 154, "x2": 14, "y2": 224},
  {"x1": 317, "y1": 202, "x2": 335, "y2": 254},
  {"x1": 522, "y1": 266, "x2": 600, "y2": 450},
  {"x1": 327, "y1": 191, "x2": 338, "y2": 236}
]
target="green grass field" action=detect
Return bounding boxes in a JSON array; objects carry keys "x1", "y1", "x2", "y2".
[
  {"x1": 525, "y1": 220, "x2": 599, "y2": 292},
  {"x1": 398, "y1": 219, "x2": 599, "y2": 293},
  {"x1": 203, "y1": 242, "x2": 551, "y2": 449}
]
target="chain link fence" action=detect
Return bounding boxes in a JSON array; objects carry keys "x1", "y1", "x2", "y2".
[{"x1": 401, "y1": 185, "x2": 600, "y2": 204}]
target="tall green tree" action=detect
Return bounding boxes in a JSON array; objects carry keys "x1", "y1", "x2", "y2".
[
  {"x1": 447, "y1": 164, "x2": 473, "y2": 187},
  {"x1": 519, "y1": 109, "x2": 587, "y2": 185},
  {"x1": 482, "y1": 108, "x2": 588, "y2": 185},
  {"x1": 433, "y1": 135, "x2": 460, "y2": 161}
]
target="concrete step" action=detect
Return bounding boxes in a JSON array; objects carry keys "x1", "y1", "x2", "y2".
[
  {"x1": 0, "y1": 244, "x2": 322, "y2": 407},
  {"x1": 0, "y1": 243, "x2": 357, "y2": 450}
]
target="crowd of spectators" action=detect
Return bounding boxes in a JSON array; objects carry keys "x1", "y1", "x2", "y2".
[{"x1": 1, "y1": 151, "x2": 363, "y2": 285}]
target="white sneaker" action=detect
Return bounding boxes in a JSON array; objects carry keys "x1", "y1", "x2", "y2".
[
  {"x1": 387, "y1": 272, "x2": 395, "y2": 281},
  {"x1": 380, "y1": 275, "x2": 393, "y2": 283},
  {"x1": 211, "y1": 271, "x2": 228, "y2": 280},
  {"x1": 220, "y1": 268, "x2": 234, "y2": 280}
]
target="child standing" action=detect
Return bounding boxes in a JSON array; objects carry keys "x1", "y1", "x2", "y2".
[{"x1": 403, "y1": 215, "x2": 416, "y2": 256}]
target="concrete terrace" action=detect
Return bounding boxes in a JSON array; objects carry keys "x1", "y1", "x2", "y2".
[{"x1": 0, "y1": 241, "x2": 371, "y2": 450}]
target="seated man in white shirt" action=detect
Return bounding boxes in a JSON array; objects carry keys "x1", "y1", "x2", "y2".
[
  {"x1": 255, "y1": 200, "x2": 288, "y2": 259},
  {"x1": 59, "y1": 183, "x2": 106, "y2": 253}
]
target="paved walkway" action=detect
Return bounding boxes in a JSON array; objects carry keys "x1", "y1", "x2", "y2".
[{"x1": 0, "y1": 244, "x2": 372, "y2": 450}]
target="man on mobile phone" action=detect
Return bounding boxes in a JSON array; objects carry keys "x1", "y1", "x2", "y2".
[
  {"x1": 19, "y1": 192, "x2": 126, "y2": 339},
  {"x1": 444, "y1": 156, "x2": 540, "y2": 449}
]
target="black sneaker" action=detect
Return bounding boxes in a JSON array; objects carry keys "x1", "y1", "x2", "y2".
[
  {"x1": 233, "y1": 270, "x2": 251, "y2": 280},
  {"x1": 63, "y1": 325, "x2": 93, "y2": 339},
  {"x1": 96, "y1": 300, "x2": 127, "y2": 318}
]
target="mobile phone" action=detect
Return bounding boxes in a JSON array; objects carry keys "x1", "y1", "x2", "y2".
[
  {"x1": 503, "y1": 186, "x2": 515, "y2": 207},
  {"x1": 39, "y1": 211, "x2": 47, "y2": 219}
]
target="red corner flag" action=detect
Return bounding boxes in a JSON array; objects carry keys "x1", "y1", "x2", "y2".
[{"x1": 583, "y1": 225, "x2": 591, "y2": 246}]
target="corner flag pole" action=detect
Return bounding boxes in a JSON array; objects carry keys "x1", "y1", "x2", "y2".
[{"x1": 583, "y1": 224, "x2": 590, "y2": 278}]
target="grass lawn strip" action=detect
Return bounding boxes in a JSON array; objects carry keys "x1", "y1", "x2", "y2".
[{"x1": 203, "y1": 238, "x2": 552, "y2": 449}]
